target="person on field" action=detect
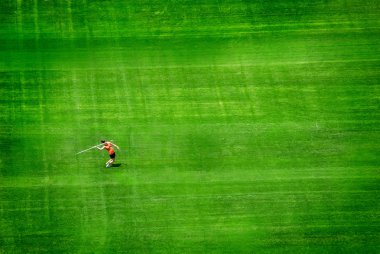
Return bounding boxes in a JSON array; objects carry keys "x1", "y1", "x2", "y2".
[{"x1": 97, "y1": 140, "x2": 120, "y2": 167}]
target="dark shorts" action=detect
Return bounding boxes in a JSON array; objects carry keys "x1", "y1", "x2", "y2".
[{"x1": 110, "y1": 152, "x2": 116, "y2": 159}]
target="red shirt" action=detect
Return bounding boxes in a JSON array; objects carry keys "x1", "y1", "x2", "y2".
[{"x1": 104, "y1": 143, "x2": 115, "y2": 155}]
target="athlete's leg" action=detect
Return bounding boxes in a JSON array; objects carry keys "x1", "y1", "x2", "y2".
[
  {"x1": 110, "y1": 153, "x2": 116, "y2": 166},
  {"x1": 106, "y1": 153, "x2": 116, "y2": 167},
  {"x1": 106, "y1": 159, "x2": 114, "y2": 167}
]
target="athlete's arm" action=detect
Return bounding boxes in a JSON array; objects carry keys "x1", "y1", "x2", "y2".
[
  {"x1": 111, "y1": 142, "x2": 120, "y2": 150},
  {"x1": 97, "y1": 145, "x2": 105, "y2": 150}
]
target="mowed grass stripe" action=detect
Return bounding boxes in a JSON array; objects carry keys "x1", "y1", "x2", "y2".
[{"x1": 2, "y1": 0, "x2": 380, "y2": 39}]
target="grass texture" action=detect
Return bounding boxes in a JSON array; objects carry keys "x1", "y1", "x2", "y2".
[{"x1": 1, "y1": 0, "x2": 380, "y2": 253}]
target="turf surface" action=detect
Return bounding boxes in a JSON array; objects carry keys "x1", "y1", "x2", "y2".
[{"x1": 1, "y1": 0, "x2": 380, "y2": 253}]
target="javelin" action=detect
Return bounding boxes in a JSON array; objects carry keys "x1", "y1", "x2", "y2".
[
  {"x1": 76, "y1": 140, "x2": 114, "y2": 155},
  {"x1": 76, "y1": 143, "x2": 103, "y2": 155}
]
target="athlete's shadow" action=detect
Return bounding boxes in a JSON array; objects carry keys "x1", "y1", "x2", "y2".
[{"x1": 111, "y1": 163, "x2": 122, "y2": 167}]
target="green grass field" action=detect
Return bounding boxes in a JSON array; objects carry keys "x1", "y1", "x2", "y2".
[{"x1": 1, "y1": 0, "x2": 380, "y2": 253}]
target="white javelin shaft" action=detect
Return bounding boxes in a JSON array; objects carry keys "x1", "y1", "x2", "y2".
[{"x1": 76, "y1": 143, "x2": 103, "y2": 155}]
